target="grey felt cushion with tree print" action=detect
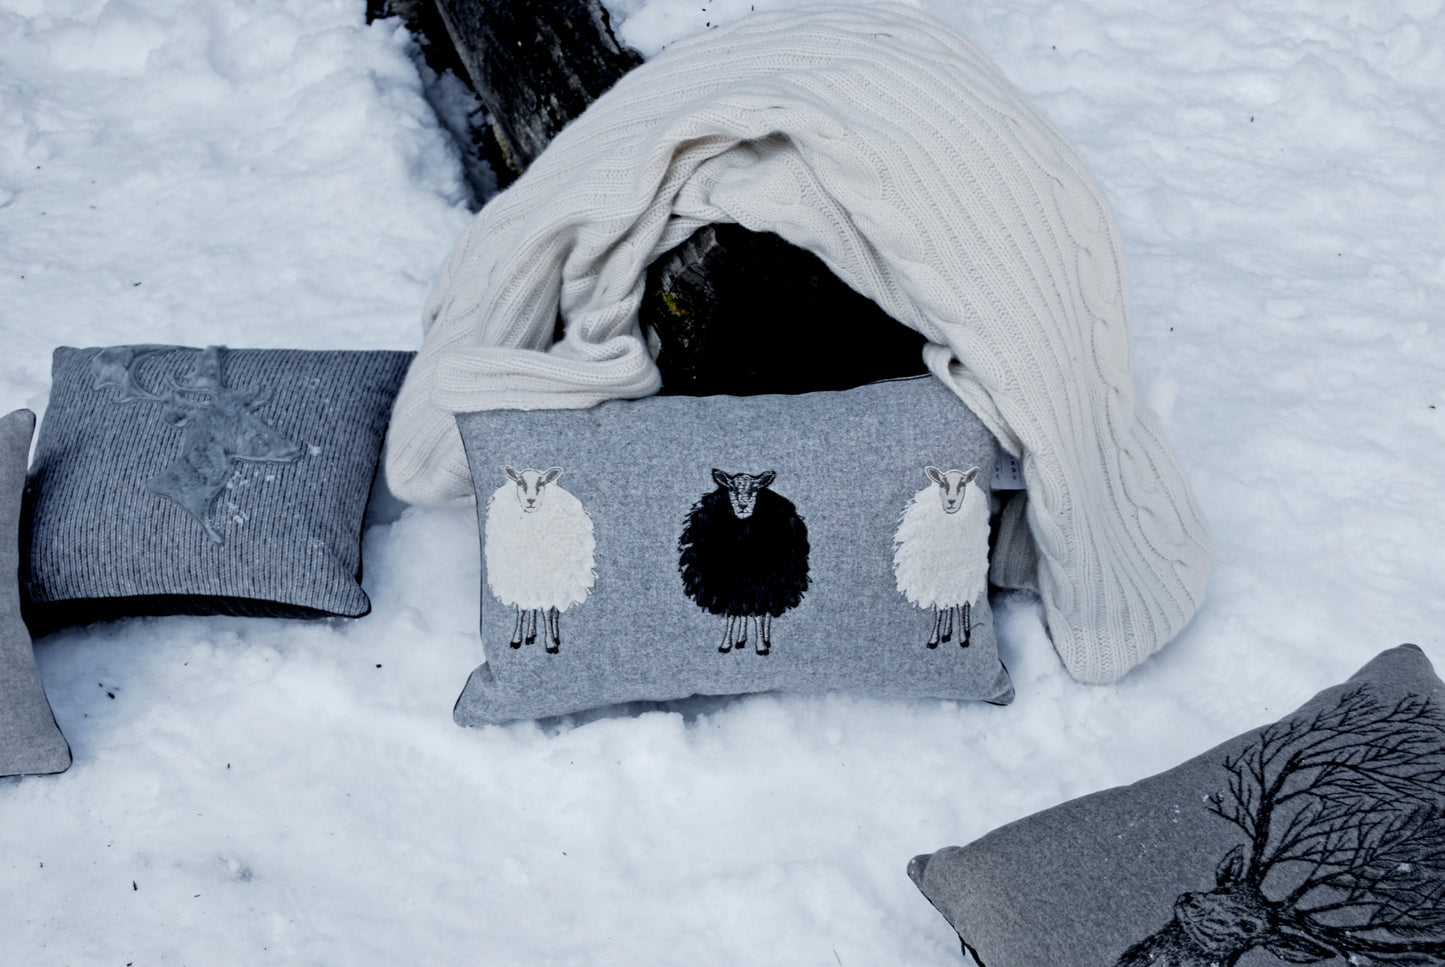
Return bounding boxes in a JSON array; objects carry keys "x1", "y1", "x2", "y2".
[
  {"x1": 452, "y1": 375, "x2": 1014, "y2": 725},
  {"x1": 1, "y1": 409, "x2": 71, "y2": 776},
  {"x1": 20, "y1": 345, "x2": 412, "y2": 631},
  {"x1": 908, "y1": 643, "x2": 1445, "y2": 967}
]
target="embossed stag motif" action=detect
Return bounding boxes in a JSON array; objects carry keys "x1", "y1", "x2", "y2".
[
  {"x1": 1116, "y1": 687, "x2": 1445, "y2": 967},
  {"x1": 92, "y1": 346, "x2": 303, "y2": 544}
]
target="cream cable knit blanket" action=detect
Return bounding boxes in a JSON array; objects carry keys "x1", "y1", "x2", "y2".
[{"x1": 385, "y1": 4, "x2": 1212, "y2": 683}]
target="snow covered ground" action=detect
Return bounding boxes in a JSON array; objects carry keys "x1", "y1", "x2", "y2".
[{"x1": 2, "y1": 0, "x2": 1442, "y2": 962}]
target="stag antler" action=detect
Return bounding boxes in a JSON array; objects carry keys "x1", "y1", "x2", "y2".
[
  {"x1": 1219, "y1": 689, "x2": 1445, "y2": 961},
  {"x1": 91, "y1": 346, "x2": 171, "y2": 402},
  {"x1": 1118, "y1": 687, "x2": 1445, "y2": 967},
  {"x1": 1273, "y1": 801, "x2": 1445, "y2": 962},
  {"x1": 90, "y1": 346, "x2": 303, "y2": 545}
]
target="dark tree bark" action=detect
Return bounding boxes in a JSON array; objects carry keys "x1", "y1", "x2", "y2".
[
  {"x1": 432, "y1": 0, "x2": 642, "y2": 180},
  {"x1": 367, "y1": 0, "x2": 503, "y2": 197},
  {"x1": 642, "y1": 224, "x2": 928, "y2": 396},
  {"x1": 376, "y1": 0, "x2": 930, "y2": 395}
]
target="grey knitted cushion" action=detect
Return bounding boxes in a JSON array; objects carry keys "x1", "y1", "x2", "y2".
[
  {"x1": 908, "y1": 644, "x2": 1445, "y2": 967},
  {"x1": 1, "y1": 409, "x2": 71, "y2": 776},
  {"x1": 452, "y1": 376, "x2": 1014, "y2": 724},
  {"x1": 20, "y1": 346, "x2": 412, "y2": 631}
]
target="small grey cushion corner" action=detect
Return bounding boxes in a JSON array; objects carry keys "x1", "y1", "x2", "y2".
[
  {"x1": 452, "y1": 376, "x2": 1013, "y2": 724},
  {"x1": 909, "y1": 643, "x2": 1445, "y2": 967},
  {"x1": 20, "y1": 346, "x2": 413, "y2": 630},
  {"x1": 2, "y1": 408, "x2": 71, "y2": 777}
]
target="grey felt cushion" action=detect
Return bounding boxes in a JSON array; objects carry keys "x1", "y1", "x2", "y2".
[
  {"x1": 1, "y1": 409, "x2": 71, "y2": 776},
  {"x1": 21, "y1": 346, "x2": 412, "y2": 631},
  {"x1": 453, "y1": 376, "x2": 1014, "y2": 724},
  {"x1": 908, "y1": 644, "x2": 1445, "y2": 967}
]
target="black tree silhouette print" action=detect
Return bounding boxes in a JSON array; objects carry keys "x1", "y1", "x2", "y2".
[{"x1": 1116, "y1": 685, "x2": 1445, "y2": 966}]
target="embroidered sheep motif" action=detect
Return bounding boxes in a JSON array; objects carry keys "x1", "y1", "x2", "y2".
[
  {"x1": 678, "y1": 469, "x2": 810, "y2": 656},
  {"x1": 483, "y1": 466, "x2": 596, "y2": 654},
  {"x1": 892, "y1": 466, "x2": 989, "y2": 648}
]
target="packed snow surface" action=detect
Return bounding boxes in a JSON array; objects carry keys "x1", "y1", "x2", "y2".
[{"x1": 3, "y1": 0, "x2": 1443, "y2": 962}]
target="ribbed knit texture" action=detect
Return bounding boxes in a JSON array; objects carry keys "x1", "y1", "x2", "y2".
[
  {"x1": 385, "y1": 4, "x2": 1212, "y2": 683},
  {"x1": 23, "y1": 347, "x2": 412, "y2": 625},
  {"x1": 1, "y1": 409, "x2": 71, "y2": 776}
]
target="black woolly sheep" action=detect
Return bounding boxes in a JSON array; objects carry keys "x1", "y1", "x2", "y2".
[{"x1": 678, "y1": 469, "x2": 810, "y2": 655}]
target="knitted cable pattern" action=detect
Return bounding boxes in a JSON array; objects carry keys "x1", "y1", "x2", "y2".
[{"x1": 385, "y1": 3, "x2": 1212, "y2": 683}]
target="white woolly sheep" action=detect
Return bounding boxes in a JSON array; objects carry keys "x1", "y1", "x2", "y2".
[
  {"x1": 483, "y1": 466, "x2": 596, "y2": 654},
  {"x1": 892, "y1": 466, "x2": 990, "y2": 647}
]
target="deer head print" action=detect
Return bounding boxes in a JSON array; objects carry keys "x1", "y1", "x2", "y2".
[
  {"x1": 91, "y1": 346, "x2": 303, "y2": 544},
  {"x1": 1116, "y1": 687, "x2": 1445, "y2": 967}
]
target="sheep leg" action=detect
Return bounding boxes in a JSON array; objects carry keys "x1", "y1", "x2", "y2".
[
  {"x1": 510, "y1": 606, "x2": 526, "y2": 648},
  {"x1": 941, "y1": 605, "x2": 954, "y2": 644},
  {"x1": 525, "y1": 608, "x2": 538, "y2": 645},
  {"x1": 756, "y1": 614, "x2": 771, "y2": 656},
  {"x1": 719, "y1": 615, "x2": 736, "y2": 653},
  {"x1": 544, "y1": 606, "x2": 561, "y2": 654},
  {"x1": 959, "y1": 602, "x2": 971, "y2": 648},
  {"x1": 735, "y1": 615, "x2": 748, "y2": 653},
  {"x1": 927, "y1": 608, "x2": 942, "y2": 648}
]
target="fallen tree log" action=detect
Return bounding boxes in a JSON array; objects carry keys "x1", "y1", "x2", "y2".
[
  {"x1": 375, "y1": 0, "x2": 929, "y2": 394},
  {"x1": 431, "y1": 0, "x2": 642, "y2": 180},
  {"x1": 641, "y1": 224, "x2": 928, "y2": 396}
]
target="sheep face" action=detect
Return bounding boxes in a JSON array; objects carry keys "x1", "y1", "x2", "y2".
[
  {"x1": 504, "y1": 465, "x2": 563, "y2": 514},
  {"x1": 925, "y1": 466, "x2": 979, "y2": 515},
  {"x1": 712, "y1": 469, "x2": 776, "y2": 519}
]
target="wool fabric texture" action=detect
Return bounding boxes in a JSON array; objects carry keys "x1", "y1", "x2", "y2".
[
  {"x1": 452, "y1": 376, "x2": 1013, "y2": 724},
  {"x1": 23, "y1": 347, "x2": 412, "y2": 629},
  {"x1": 894, "y1": 476, "x2": 990, "y2": 613},
  {"x1": 484, "y1": 476, "x2": 597, "y2": 612},
  {"x1": 679, "y1": 486, "x2": 810, "y2": 619},
  {"x1": 385, "y1": 4, "x2": 1212, "y2": 683},
  {"x1": 907, "y1": 644, "x2": 1445, "y2": 966},
  {"x1": 1, "y1": 409, "x2": 71, "y2": 776}
]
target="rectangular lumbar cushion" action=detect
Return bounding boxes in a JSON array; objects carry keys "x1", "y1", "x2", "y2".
[
  {"x1": 1, "y1": 408, "x2": 71, "y2": 776},
  {"x1": 908, "y1": 643, "x2": 1445, "y2": 967},
  {"x1": 20, "y1": 346, "x2": 412, "y2": 631},
  {"x1": 452, "y1": 375, "x2": 1014, "y2": 724}
]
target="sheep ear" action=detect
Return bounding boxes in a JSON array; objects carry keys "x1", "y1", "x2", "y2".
[
  {"x1": 540, "y1": 467, "x2": 562, "y2": 486},
  {"x1": 757, "y1": 470, "x2": 776, "y2": 489},
  {"x1": 712, "y1": 469, "x2": 732, "y2": 488},
  {"x1": 925, "y1": 466, "x2": 945, "y2": 485},
  {"x1": 962, "y1": 467, "x2": 979, "y2": 484},
  {"x1": 503, "y1": 466, "x2": 522, "y2": 483}
]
